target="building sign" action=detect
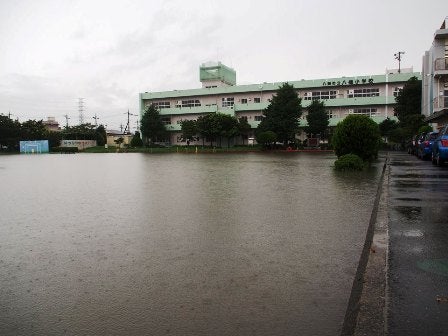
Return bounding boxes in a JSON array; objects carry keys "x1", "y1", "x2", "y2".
[
  {"x1": 322, "y1": 78, "x2": 374, "y2": 86},
  {"x1": 61, "y1": 140, "x2": 97, "y2": 149}
]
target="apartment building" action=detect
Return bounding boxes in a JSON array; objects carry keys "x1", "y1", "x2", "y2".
[
  {"x1": 422, "y1": 16, "x2": 448, "y2": 127},
  {"x1": 140, "y1": 62, "x2": 419, "y2": 145}
]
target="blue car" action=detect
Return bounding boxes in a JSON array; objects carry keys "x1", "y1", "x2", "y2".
[
  {"x1": 418, "y1": 131, "x2": 438, "y2": 160},
  {"x1": 432, "y1": 125, "x2": 448, "y2": 166}
]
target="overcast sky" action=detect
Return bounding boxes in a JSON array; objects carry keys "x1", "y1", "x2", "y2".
[{"x1": 0, "y1": 0, "x2": 447, "y2": 130}]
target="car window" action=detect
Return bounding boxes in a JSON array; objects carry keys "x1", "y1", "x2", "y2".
[{"x1": 429, "y1": 133, "x2": 439, "y2": 140}]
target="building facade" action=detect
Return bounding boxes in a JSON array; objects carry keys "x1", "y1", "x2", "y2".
[
  {"x1": 422, "y1": 16, "x2": 448, "y2": 128},
  {"x1": 140, "y1": 62, "x2": 420, "y2": 146}
]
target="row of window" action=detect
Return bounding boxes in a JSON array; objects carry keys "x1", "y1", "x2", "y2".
[{"x1": 150, "y1": 88, "x2": 400, "y2": 109}]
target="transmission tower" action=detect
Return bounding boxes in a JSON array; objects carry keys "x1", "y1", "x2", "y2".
[
  {"x1": 63, "y1": 114, "x2": 70, "y2": 128},
  {"x1": 78, "y1": 98, "x2": 85, "y2": 125}
]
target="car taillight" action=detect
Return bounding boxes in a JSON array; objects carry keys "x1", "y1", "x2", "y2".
[
  {"x1": 424, "y1": 141, "x2": 430, "y2": 147},
  {"x1": 441, "y1": 139, "x2": 448, "y2": 147}
]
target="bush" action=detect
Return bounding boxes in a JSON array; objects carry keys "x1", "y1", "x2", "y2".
[
  {"x1": 52, "y1": 147, "x2": 78, "y2": 153},
  {"x1": 334, "y1": 154, "x2": 365, "y2": 171},
  {"x1": 332, "y1": 115, "x2": 380, "y2": 162}
]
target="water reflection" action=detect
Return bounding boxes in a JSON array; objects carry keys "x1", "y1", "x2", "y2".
[{"x1": 0, "y1": 153, "x2": 382, "y2": 336}]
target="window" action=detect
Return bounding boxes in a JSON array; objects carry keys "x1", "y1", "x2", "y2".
[
  {"x1": 254, "y1": 97, "x2": 261, "y2": 103},
  {"x1": 205, "y1": 85, "x2": 217, "y2": 88},
  {"x1": 241, "y1": 98, "x2": 248, "y2": 104},
  {"x1": 254, "y1": 115, "x2": 263, "y2": 121},
  {"x1": 176, "y1": 100, "x2": 201, "y2": 108},
  {"x1": 153, "y1": 101, "x2": 171, "y2": 109},
  {"x1": 303, "y1": 91, "x2": 337, "y2": 100},
  {"x1": 239, "y1": 116, "x2": 248, "y2": 121},
  {"x1": 393, "y1": 87, "x2": 403, "y2": 97},
  {"x1": 347, "y1": 88, "x2": 379, "y2": 98},
  {"x1": 349, "y1": 108, "x2": 377, "y2": 117},
  {"x1": 161, "y1": 117, "x2": 171, "y2": 125},
  {"x1": 222, "y1": 97, "x2": 234, "y2": 108},
  {"x1": 327, "y1": 110, "x2": 333, "y2": 118}
]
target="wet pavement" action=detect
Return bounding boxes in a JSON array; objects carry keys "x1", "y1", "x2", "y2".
[{"x1": 387, "y1": 152, "x2": 448, "y2": 335}]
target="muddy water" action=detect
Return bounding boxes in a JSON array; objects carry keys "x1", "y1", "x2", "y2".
[{"x1": 0, "y1": 153, "x2": 381, "y2": 335}]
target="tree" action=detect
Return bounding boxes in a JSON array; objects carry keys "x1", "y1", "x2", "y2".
[
  {"x1": 394, "y1": 76, "x2": 424, "y2": 139},
  {"x1": 237, "y1": 117, "x2": 252, "y2": 145},
  {"x1": 180, "y1": 119, "x2": 198, "y2": 145},
  {"x1": 21, "y1": 120, "x2": 48, "y2": 140},
  {"x1": 197, "y1": 114, "x2": 218, "y2": 147},
  {"x1": 130, "y1": 131, "x2": 143, "y2": 147},
  {"x1": 0, "y1": 115, "x2": 21, "y2": 151},
  {"x1": 305, "y1": 100, "x2": 329, "y2": 138},
  {"x1": 140, "y1": 104, "x2": 168, "y2": 146},
  {"x1": 95, "y1": 125, "x2": 107, "y2": 146},
  {"x1": 256, "y1": 131, "x2": 277, "y2": 149},
  {"x1": 257, "y1": 82, "x2": 302, "y2": 146},
  {"x1": 216, "y1": 114, "x2": 239, "y2": 148},
  {"x1": 332, "y1": 115, "x2": 380, "y2": 162}
]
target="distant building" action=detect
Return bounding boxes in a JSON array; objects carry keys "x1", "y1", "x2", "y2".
[
  {"x1": 140, "y1": 62, "x2": 420, "y2": 146},
  {"x1": 106, "y1": 130, "x2": 133, "y2": 147},
  {"x1": 43, "y1": 117, "x2": 61, "y2": 131},
  {"x1": 422, "y1": 16, "x2": 448, "y2": 127}
]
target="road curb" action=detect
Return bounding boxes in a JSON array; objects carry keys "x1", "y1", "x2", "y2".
[{"x1": 341, "y1": 155, "x2": 389, "y2": 336}]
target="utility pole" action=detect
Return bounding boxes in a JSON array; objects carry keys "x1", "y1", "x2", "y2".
[
  {"x1": 120, "y1": 124, "x2": 124, "y2": 134},
  {"x1": 78, "y1": 98, "x2": 85, "y2": 125},
  {"x1": 64, "y1": 114, "x2": 70, "y2": 128},
  {"x1": 93, "y1": 114, "x2": 99, "y2": 127},
  {"x1": 394, "y1": 51, "x2": 405, "y2": 73},
  {"x1": 123, "y1": 109, "x2": 136, "y2": 134}
]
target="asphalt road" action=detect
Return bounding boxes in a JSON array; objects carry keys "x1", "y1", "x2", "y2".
[{"x1": 387, "y1": 152, "x2": 448, "y2": 335}]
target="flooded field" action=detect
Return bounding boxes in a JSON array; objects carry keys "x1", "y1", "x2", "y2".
[{"x1": 0, "y1": 152, "x2": 382, "y2": 335}]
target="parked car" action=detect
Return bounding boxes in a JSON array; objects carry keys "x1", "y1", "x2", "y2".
[
  {"x1": 432, "y1": 125, "x2": 448, "y2": 166},
  {"x1": 417, "y1": 131, "x2": 439, "y2": 160}
]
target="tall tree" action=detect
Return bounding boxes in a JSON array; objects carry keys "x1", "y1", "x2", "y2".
[
  {"x1": 197, "y1": 114, "x2": 218, "y2": 147},
  {"x1": 140, "y1": 104, "x2": 168, "y2": 146},
  {"x1": 394, "y1": 76, "x2": 424, "y2": 138},
  {"x1": 0, "y1": 115, "x2": 21, "y2": 151},
  {"x1": 237, "y1": 117, "x2": 252, "y2": 145},
  {"x1": 130, "y1": 131, "x2": 144, "y2": 147},
  {"x1": 305, "y1": 100, "x2": 329, "y2": 137},
  {"x1": 180, "y1": 119, "x2": 198, "y2": 145},
  {"x1": 217, "y1": 114, "x2": 239, "y2": 148},
  {"x1": 257, "y1": 82, "x2": 302, "y2": 145}
]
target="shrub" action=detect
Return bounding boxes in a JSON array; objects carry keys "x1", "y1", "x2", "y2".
[
  {"x1": 334, "y1": 154, "x2": 365, "y2": 171},
  {"x1": 332, "y1": 115, "x2": 380, "y2": 162}
]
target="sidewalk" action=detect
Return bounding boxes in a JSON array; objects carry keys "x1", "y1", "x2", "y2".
[{"x1": 350, "y1": 152, "x2": 448, "y2": 335}]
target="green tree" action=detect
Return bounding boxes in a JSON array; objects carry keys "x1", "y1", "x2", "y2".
[
  {"x1": 394, "y1": 76, "x2": 424, "y2": 138},
  {"x1": 378, "y1": 118, "x2": 398, "y2": 137},
  {"x1": 216, "y1": 114, "x2": 239, "y2": 148},
  {"x1": 305, "y1": 100, "x2": 329, "y2": 137},
  {"x1": 0, "y1": 115, "x2": 21, "y2": 151},
  {"x1": 197, "y1": 114, "x2": 218, "y2": 147},
  {"x1": 21, "y1": 120, "x2": 48, "y2": 140},
  {"x1": 180, "y1": 119, "x2": 198, "y2": 145},
  {"x1": 95, "y1": 125, "x2": 107, "y2": 146},
  {"x1": 257, "y1": 82, "x2": 302, "y2": 146},
  {"x1": 130, "y1": 131, "x2": 144, "y2": 147},
  {"x1": 332, "y1": 115, "x2": 380, "y2": 162},
  {"x1": 140, "y1": 104, "x2": 168, "y2": 146},
  {"x1": 256, "y1": 131, "x2": 277, "y2": 148},
  {"x1": 237, "y1": 117, "x2": 252, "y2": 145}
]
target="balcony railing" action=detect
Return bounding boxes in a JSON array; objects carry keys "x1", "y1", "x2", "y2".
[{"x1": 434, "y1": 58, "x2": 448, "y2": 71}]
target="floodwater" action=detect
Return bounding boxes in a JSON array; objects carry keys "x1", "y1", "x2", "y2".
[{"x1": 0, "y1": 152, "x2": 382, "y2": 335}]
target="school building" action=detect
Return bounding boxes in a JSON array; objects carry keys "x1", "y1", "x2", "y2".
[{"x1": 139, "y1": 62, "x2": 420, "y2": 145}]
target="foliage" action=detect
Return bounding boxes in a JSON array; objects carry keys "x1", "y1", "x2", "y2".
[
  {"x1": 114, "y1": 137, "x2": 124, "y2": 148},
  {"x1": 0, "y1": 115, "x2": 21, "y2": 151},
  {"x1": 21, "y1": 120, "x2": 48, "y2": 140},
  {"x1": 237, "y1": 117, "x2": 252, "y2": 145},
  {"x1": 197, "y1": 114, "x2": 217, "y2": 146},
  {"x1": 196, "y1": 113, "x2": 240, "y2": 147},
  {"x1": 257, "y1": 82, "x2": 302, "y2": 145},
  {"x1": 378, "y1": 118, "x2": 398, "y2": 137},
  {"x1": 417, "y1": 125, "x2": 433, "y2": 134},
  {"x1": 217, "y1": 113, "x2": 239, "y2": 148},
  {"x1": 305, "y1": 100, "x2": 329, "y2": 137},
  {"x1": 180, "y1": 119, "x2": 198, "y2": 144},
  {"x1": 394, "y1": 76, "x2": 424, "y2": 139},
  {"x1": 52, "y1": 146, "x2": 78, "y2": 153},
  {"x1": 256, "y1": 131, "x2": 277, "y2": 148},
  {"x1": 130, "y1": 131, "x2": 144, "y2": 147},
  {"x1": 140, "y1": 104, "x2": 168, "y2": 145},
  {"x1": 332, "y1": 114, "x2": 380, "y2": 162},
  {"x1": 334, "y1": 154, "x2": 365, "y2": 171},
  {"x1": 95, "y1": 125, "x2": 107, "y2": 146}
]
